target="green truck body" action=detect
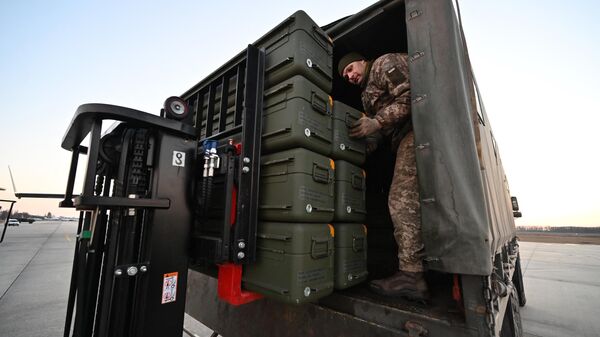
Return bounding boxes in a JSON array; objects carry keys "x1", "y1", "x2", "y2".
[{"x1": 186, "y1": 1, "x2": 525, "y2": 336}]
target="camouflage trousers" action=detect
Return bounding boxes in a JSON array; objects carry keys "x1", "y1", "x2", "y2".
[{"x1": 388, "y1": 131, "x2": 425, "y2": 273}]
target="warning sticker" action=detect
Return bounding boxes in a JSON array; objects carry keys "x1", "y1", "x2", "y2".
[
  {"x1": 172, "y1": 151, "x2": 186, "y2": 167},
  {"x1": 162, "y1": 272, "x2": 178, "y2": 304}
]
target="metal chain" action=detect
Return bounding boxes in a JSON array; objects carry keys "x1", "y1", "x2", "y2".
[
  {"x1": 128, "y1": 129, "x2": 149, "y2": 195},
  {"x1": 483, "y1": 275, "x2": 496, "y2": 336}
]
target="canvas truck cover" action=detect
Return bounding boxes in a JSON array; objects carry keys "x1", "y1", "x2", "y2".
[
  {"x1": 407, "y1": 0, "x2": 517, "y2": 275},
  {"x1": 405, "y1": 0, "x2": 492, "y2": 275},
  {"x1": 327, "y1": 0, "x2": 517, "y2": 275}
]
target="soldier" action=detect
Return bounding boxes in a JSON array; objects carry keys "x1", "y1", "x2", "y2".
[{"x1": 339, "y1": 52, "x2": 428, "y2": 301}]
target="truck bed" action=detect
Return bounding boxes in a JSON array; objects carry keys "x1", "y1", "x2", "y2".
[{"x1": 186, "y1": 269, "x2": 473, "y2": 337}]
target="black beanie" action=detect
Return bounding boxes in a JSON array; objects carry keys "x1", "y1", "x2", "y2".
[{"x1": 337, "y1": 52, "x2": 365, "y2": 76}]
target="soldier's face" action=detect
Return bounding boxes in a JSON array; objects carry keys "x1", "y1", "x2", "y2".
[{"x1": 342, "y1": 60, "x2": 367, "y2": 86}]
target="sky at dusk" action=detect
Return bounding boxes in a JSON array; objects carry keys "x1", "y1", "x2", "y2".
[{"x1": 0, "y1": 1, "x2": 599, "y2": 226}]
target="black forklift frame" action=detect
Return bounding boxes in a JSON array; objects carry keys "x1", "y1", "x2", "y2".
[
  {"x1": 60, "y1": 103, "x2": 196, "y2": 337},
  {"x1": 184, "y1": 45, "x2": 265, "y2": 265},
  {"x1": 57, "y1": 44, "x2": 265, "y2": 337}
]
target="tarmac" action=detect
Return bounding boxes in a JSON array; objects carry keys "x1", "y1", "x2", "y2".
[
  {"x1": 518, "y1": 240, "x2": 600, "y2": 337},
  {"x1": 0, "y1": 221, "x2": 598, "y2": 337}
]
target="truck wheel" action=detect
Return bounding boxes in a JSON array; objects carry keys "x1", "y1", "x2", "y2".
[
  {"x1": 512, "y1": 253, "x2": 527, "y2": 307},
  {"x1": 500, "y1": 291, "x2": 523, "y2": 337}
]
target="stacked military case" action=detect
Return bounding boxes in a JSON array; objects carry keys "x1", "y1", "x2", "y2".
[
  {"x1": 193, "y1": 10, "x2": 333, "y2": 141},
  {"x1": 187, "y1": 11, "x2": 337, "y2": 304},
  {"x1": 252, "y1": 147, "x2": 335, "y2": 303},
  {"x1": 243, "y1": 222, "x2": 334, "y2": 304},
  {"x1": 242, "y1": 11, "x2": 335, "y2": 304},
  {"x1": 330, "y1": 101, "x2": 368, "y2": 289},
  {"x1": 190, "y1": 11, "x2": 368, "y2": 303}
]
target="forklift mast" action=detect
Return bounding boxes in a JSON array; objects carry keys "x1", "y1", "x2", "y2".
[{"x1": 59, "y1": 45, "x2": 265, "y2": 337}]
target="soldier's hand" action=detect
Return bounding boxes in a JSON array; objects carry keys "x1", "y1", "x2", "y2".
[
  {"x1": 365, "y1": 132, "x2": 382, "y2": 154},
  {"x1": 349, "y1": 117, "x2": 382, "y2": 138}
]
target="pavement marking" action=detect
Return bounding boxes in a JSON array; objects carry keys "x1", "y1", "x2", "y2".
[
  {"x1": 65, "y1": 233, "x2": 72, "y2": 242},
  {"x1": 0, "y1": 223, "x2": 62, "y2": 302},
  {"x1": 523, "y1": 242, "x2": 538, "y2": 275}
]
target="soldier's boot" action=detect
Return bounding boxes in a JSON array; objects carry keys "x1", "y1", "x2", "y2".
[{"x1": 369, "y1": 271, "x2": 429, "y2": 302}]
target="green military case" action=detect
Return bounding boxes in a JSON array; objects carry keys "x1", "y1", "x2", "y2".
[
  {"x1": 261, "y1": 10, "x2": 333, "y2": 93},
  {"x1": 333, "y1": 160, "x2": 366, "y2": 222},
  {"x1": 243, "y1": 222, "x2": 334, "y2": 304},
  {"x1": 332, "y1": 223, "x2": 368, "y2": 289},
  {"x1": 331, "y1": 100, "x2": 366, "y2": 166},
  {"x1": 262, "y1": 75, "x2": 333, "y2": 156},
  {"x1": 194, "y1": 9, "x2": 333, "y2": 139},
  {"x1": 259, "y1": 148, "x2": 335, "y2": 222},
  {"x1": 201, "y1": 75, "x2": 333, "y2": 154}
]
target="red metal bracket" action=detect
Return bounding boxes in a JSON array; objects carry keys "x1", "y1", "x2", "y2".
[
  {"x1": 452, "y1": 274, "x2": 462, "y2": 302},
  {"x1": 217, "y1": 141, "x2": 260, "y2": 306},
  {"x1": 217, "y1": 263, "x2": 263, "y2": 306},
  {"x1": 233, "y1": 142, "x2": 242, "y2": 155}
]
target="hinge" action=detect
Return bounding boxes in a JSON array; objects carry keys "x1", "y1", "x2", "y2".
[
  {"x1": 415, "y1": 143, "x2": 430, "y2": 151},
  {"x1": 412, "y1": 94, "x2": 427, "y2": 104},
  {"x1": 409, "y1": 51, "x2": 425, "y2": 62},
  {"x1": 408, "y1": 9, "x2": 422, "y2": 20}
]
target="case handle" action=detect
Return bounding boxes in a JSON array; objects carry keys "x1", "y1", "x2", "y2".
[
  {"x1": 311, "y1": 91, "x2": 329, "y2": 115},
  {"x1": 311, "y1": 25, "x2": 332, "y2": 51},
  {"x1": 352, "y1": 208, "x2": 367, "y2": 215},
  {"x1": 265, "y1": 57, "x2": 294, "y2": 74},
  {"x1": 348, "y1": 271, "x2": 369, "y2": 280},
  {"x1": 307, "y1": 130, "x2": 332, "y2": 144},
  {"x1": 259, "y1": 204, "x2": 292, "y2": 210},
  {"x1": 309, "y1": 206, "x2": 335, "y2": 213},
  {"x1": 262, "y1": 157, "x2": 294, "y2": 166},
  {"x1": 262, "y1": 127, "x2": 292, "y2": 139},
  {"x1": 344, "y1": 145, "x2": 366, "y2": 155},
  {"x1": 258, "y1": 233, "x2": 292, "y2": 241},
  {"x1": 264, "y1": 82, "x2": 294, "y2": 98},
  {"x1": 344, "y1": 112, "x2": 360, "y2": 128},
  {"x1": 352, "y1": 236, "x2": 366, "y2": 253},
  {"x1": 312, "y1": 163, "x2": 332, "y2": 184},
  {"x1": 261, "y1": 156, "x2": 294, "y2": 177},
  {"x1": 351, "y1": 173, "x2": 365, "y2": 190},
  {"x1": 311, "y1": 237, "x2": 330, "y2": 259},
  {"x1": 308, "y1": 61, "x2": 332, "y2": 81}
]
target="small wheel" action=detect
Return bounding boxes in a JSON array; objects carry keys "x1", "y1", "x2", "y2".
[
  {"x1": 500, "y1": 291, "x2": 523, "y2": 337},
  {"x1": 163, "y1": 96, "x2": 189, "y2": 120}
]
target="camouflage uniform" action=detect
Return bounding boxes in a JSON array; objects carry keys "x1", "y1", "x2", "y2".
[{"x1": 361, "y1": 53, "x2": 424, "y2": 273}]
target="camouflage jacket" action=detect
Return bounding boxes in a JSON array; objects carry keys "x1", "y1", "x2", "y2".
[{"x1": 361, "y1": 53, "x2": 411, "y2": 148}]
